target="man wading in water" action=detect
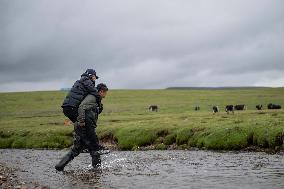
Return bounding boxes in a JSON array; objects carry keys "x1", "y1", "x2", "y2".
[{"x1": 55, "y1": 83, "x2": 108, "y2": 171}]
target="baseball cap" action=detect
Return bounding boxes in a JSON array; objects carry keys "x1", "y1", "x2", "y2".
[{"x1": 85, "y1": 69, "x2": 99, "y2": 79}]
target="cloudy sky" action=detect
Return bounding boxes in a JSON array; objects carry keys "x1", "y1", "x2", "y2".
[{"x1": 1, "y1": 0, "x2": 284, "y2": 92}]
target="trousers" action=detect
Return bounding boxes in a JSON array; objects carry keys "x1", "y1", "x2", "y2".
[{"x1": 63, "y1": 106, "x2": 78, "y2": 123}]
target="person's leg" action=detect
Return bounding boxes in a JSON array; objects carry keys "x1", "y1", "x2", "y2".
[
  {"x1": 55, "y1": 150, "x2": 74, "y2": 171},
  {"x1": 63, "y1": 106, "x2": 78, "y2": 123},
  {"x1": 90, "y1": 151, "x2": 101, "y2": 168},
  {"x1": 85, "y1": 138, "x2": 101, "y2": 168},
  {"x1": 85, "y1": 112, "x2": 100, "y2": 151},
  {"x1": 55, "y1": 130, "x2": 83, "y2": 171},
  {"x1": 84, "y1": 138, "x2": 101, "y2": 168},
  {"x1": 84, "y1": 111, "x2": 101, "y2": 168},
  {"x1": 86, "y1": 135, "x2": 101, "y2": 168}
]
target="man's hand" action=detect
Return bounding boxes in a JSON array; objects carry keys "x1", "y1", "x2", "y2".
[
  {"x1": 98, "y1": 103, "x2": 103, "y2": 114},
  {"x1": 77, "y1": 116, "x2": 85, "y2": 127},
  {"x1": 79, "y1": 121, "x2": 85, "y2": 127}
]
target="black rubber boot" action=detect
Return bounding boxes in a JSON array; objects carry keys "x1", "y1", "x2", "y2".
[
  {"x1": 98, "y1": 144, "x2": 108, "y2": 151},
  {"x1": 91, "y1": 151, "x2": 101, "y2": 168},
  {"x1": 55, "y1": 152, "x2": 74, "y2": 171}
]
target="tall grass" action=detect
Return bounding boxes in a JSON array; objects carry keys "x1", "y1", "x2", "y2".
[{"x1": 0, "y1": 88, "x2": 283, "y2": 150}]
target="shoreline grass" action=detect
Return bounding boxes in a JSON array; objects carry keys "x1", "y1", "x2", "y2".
[{"x1": 0, "y1": 88, "x2": 284, "y2": 151}]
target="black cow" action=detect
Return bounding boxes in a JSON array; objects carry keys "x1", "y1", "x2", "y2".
[
  {"x1": 256, "y1": 104, "x2": 263, "y2": 110},
  {"x1": 234, "y1": 104, "x2": 247, "y2": 111},
  {"x1": 195, "y1": 106, "x2": 200, "y2": 111},
  {"x1": 267, "y1": 103, "x2": 281, "y2": 109},
  {"x1": 149, "y1": 105, "x2": 158, "y2": 112},
  {"x1": 225, "y1": 105, "x2": 234, "y2": 114},
  {"x1": 212, "y1": 106, "x2": 219, "y2": 114}
]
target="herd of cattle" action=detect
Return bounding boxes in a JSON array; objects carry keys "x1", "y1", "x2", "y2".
[
  {"x1": 148, "y1": 103, "x2": 282, "y2": 113},
  {"x1": 212, "y1": 103, "x2": 282, "y2": 114}
]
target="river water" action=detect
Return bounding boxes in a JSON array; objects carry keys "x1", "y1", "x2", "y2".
[{"x1": 0, "y1": 149, "x2": 283, "y2": 189}]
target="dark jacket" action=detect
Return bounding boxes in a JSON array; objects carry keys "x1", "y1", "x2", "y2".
[{"x1": 62, "y1": 73, "x2": 100, "y2": 108}]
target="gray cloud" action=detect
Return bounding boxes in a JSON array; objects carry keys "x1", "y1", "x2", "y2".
[{"x1": 1, "y1": 0, "x2": 284, "y2": 91}]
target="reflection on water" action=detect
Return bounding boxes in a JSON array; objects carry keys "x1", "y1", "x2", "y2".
[{"x1": 0, "y1": 149, "x2": 283, "y2": 189}]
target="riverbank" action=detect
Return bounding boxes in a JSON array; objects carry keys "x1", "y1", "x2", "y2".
[
  {"x1": 0, "y1": 89, "x2": 284, "y2": 151},
  {"x1": 0, "y1": 163, "x2": 49, "y2": 189}
]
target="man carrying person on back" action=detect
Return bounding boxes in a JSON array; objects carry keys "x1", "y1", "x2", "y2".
[
  {"x1": 55, "y1": 83, "x2": 109, "y2": 171},
  {"x1": 61, "y1": 69, "x2": 102, "y2": 123}
]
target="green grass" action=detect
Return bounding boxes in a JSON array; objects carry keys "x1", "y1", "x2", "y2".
[{"x1": 0, "y1": 88, "x2": 284, "y2": 150}]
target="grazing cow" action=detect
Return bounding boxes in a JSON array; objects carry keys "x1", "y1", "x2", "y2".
[
  {"x1": 256, "y1": 104, "x2": 263, "y2": 110},
  {"x1": 267, "y1": 103, "x2": 282, "y2": 109},
  {"x1": 234, "y1": 104, "x2": 247, "y2": 111},
  {"x1": 225, "y1": 105, "x2": 234, "y2": 114},
  {"x1": 212, "y1": 106, "x2": 219, "y2": 114},
  {"x1": 195, "y1": 106, "x2": 200, "y2": 111},
  {"x1": 149, "y1": 105, "x2": 158, "y2": 112}
]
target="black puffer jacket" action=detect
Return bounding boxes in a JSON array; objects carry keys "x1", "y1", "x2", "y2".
[{"x1": 62, "y1": 73, "x2": 100, "y2": 108}]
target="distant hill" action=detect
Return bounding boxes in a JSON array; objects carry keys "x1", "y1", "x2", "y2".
[
  {"x1": 60, "y1": 88, "x2": 71, "y2": 91},
  {"x1": 166, "y1": 86, "x2": 274, "y2": 90}
]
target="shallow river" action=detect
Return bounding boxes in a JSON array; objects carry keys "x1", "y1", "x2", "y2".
[{"x1": 0, "y1": 149, "x2": 283, "y2": 189}]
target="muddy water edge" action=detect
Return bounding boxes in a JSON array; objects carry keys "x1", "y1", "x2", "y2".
[{"x1": 0, "y1": 149, "x2": 283, "y2": 189}]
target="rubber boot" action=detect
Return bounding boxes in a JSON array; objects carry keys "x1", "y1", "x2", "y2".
[
  {"x1": 98, "y1": 144, "x2": 107, "y2": 150},
  {"x1": 91, "y1": 151, "x2": 101, "y2": 168},
  {"x1": 55, "y1": 152, "x2": 74, "y2": 171}
]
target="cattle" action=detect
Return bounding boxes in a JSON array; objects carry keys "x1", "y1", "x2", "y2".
[
  {"x1": 212, "y1": 106, "x2": 219, "y2": 114},
  {"x1": 267, "y1": 103, "x2": 282, "y2": 109},
  {"x1": 195, "y1": 106, "x2": 200, "y2": 111},
  {"x1": 234, "y1": 104, "x2": 247, "y2": 111},
  {"x1": 256, "y1": 104, "x2": 263, "y2": 110},
  {"x1": 225, "y1": 105, "x2": 234, "y2": 114},
  {"x1": 149, "y1": 105, "x2": 158, "y2": 112}
]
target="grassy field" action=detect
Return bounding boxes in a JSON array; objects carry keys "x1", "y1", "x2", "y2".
[{"x1": 0, "y1": 88, "x2": 284, "y2": 151}]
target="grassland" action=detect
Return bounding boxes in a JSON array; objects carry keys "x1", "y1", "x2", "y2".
[{"x1": 0, "y1": 88, "x2": 284, "y2": 151}]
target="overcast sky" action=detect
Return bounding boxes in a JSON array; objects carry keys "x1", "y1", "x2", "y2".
[{"x1": 0, "y1": 0, "x2": 284, "y2": 92}]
